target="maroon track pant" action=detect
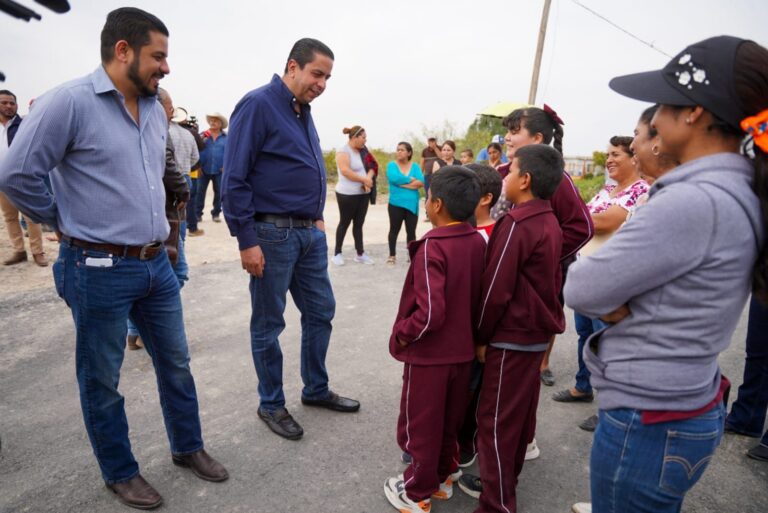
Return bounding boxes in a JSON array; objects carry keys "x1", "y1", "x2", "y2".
[
  {"x1": 475, "y1": 347, "x2": 544, "y2": 513},
  {"x1": 396, "y1": 361, "x2": 472, "y2": 501}
]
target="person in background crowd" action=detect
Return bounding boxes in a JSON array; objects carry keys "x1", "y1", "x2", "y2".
[
  {"x1": 386, "y1": 141, "x2": 424, "y2": 265},
  {"x1": 430, "y1": 140, "x2": 459, "y2": 175},
  {"x1": 476, "y1": 134, "x2": 509, "y2": 164},
  {"x1": 175, "y1": 109, "x2": 206, "y2": 236},
  {"x1": 0, "y1": 89, "x2": 46, "y2": 266},
  {"x1": 196, "y1": 112, "x2": 227, "y2": 223},
  {"x1": 222, "y1": 38, "x2": 360, "y2": 443},
  {"x1": 567, "y1": 35, "x2": 768, "y2": 513},
  {"x1": 420, "y1": 136, "x2": 440, "y2": 195},
  {"x1": 460, "y1": 148, "x2": 474, "y2": 165},
  {"x1": 333, "y1": 125, "x2": 375, "y2": 266},
  {"x1": 127, "y1": 87, "x2": 191, "y2": 351},
  {"x1": 0, "y1": 8, "x2": 228, "y2": 509},
  {"x1": 725, "y1": 297, "x2": 768, "y2": 463},
  {"x1": 553, "y1": 136, "x2": 648, "y2": 418},
  {"x1": 486, "y1": 142, "x2": 504, "y2": 169}
]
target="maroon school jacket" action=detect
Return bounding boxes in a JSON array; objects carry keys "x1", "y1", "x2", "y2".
[
  {"x1": 477, "y1": 199, "x2": 565, "y2": 346},
  {"x1": 498, "y1": 164, "x2": 593, "y2": 260},
  {"x1": 390, "y1": 223, "x2": 486, "y2": 365}
]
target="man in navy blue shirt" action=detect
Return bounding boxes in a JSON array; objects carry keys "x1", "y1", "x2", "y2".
[{"x1": 223, "y1": 38, "x2": 360, "y2": 441}]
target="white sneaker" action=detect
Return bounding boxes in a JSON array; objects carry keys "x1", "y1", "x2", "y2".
[
  {"x1": 384, "y1": 475, "x2": 431, "y2": 512},
  {"x1": 431, "y1": 469, "x2": 462, "y2": 500},
  {"x1": 571, "y1": 502, "x2": 592, "y2": 513},
  {"x1": 353, "y1": 253, "x2": 374, "y2": 265},
  {"x1": 525, "y1": 438, "x2": 540, "y2": 460},
  {"x1": 331, "y1": 254, "x2": 344, "y2": 266}
]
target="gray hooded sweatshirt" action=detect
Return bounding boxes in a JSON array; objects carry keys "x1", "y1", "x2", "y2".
[{"x1": 564, "y1": 153, "x2": 764, "y2": 411}]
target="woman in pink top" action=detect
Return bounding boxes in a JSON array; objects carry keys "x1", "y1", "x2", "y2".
[{"x1": 553, "y1": 136, "x2": 649, "y2": 409}]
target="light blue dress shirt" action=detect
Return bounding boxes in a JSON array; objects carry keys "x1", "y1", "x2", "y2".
[{"x1": 0, "y1": 66, "x2": 169, "y2": 245}]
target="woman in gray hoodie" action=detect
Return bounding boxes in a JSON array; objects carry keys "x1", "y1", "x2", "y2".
[{"x1": 565, "y1": 36, "x2": 768, "y2": 513}]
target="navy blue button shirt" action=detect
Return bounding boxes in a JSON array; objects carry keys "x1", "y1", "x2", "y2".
[
  {"x1": 199, "y1": 131, "x2": 226, "y2": 175},
  {"x1": 222, "y1": 74, "x2": 327, "y2": 250}
]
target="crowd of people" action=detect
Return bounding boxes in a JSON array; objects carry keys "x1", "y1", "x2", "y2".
[{"x1": 0, "y1": 7, "x2": 767, "y2": 513}]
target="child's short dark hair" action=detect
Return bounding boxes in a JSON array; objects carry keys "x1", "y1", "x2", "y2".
[
  {"x1": 464, "y1": 163, "x2": 502, "y2": 205},
  {"x1": 461, "y1": 148, "x2": 474, "y2": 158},
  {"x1": 513, "y1": 145, "x2": 564, "y2": 200},
  {"x1": 429, "y1": 166, "x2": 481, "y2": 222}
]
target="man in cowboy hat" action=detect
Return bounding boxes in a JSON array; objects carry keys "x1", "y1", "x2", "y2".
[{"x1": 196, "y1": 112, "x2": 228, "y2": 223}]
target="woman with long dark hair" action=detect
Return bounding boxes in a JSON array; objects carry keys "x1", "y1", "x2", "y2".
[{"x1": 566, "y1": 36, "x2": 768, "y2": 513}]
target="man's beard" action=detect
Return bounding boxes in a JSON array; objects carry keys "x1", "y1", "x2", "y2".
[{"x1": 128, "y1": 57, "x2": 162, "y2": 97}]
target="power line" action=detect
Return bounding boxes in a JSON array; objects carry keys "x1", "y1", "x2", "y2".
[{"x1": 570, "y1": 0, "x2": 672, "y2": 58}]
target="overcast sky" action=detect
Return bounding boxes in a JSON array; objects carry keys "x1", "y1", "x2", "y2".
[{"x1": 3, "y1": 0, "x2": 766, "y2": 156}]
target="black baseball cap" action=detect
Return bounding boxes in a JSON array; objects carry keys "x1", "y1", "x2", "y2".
[{"x1": 609, "y1": 36, "x2": 749, "y2": 130}]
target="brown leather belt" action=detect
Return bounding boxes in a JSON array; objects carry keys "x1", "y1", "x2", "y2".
[
  {"x1": 254, "y1": 214, "x2": 314, "y2": 228},
  {"x1": 63, "y1": 236, "x2": 164, "y2": 260}
]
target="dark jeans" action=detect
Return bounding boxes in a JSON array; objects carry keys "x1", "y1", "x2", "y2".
[
  {"x1": 591, "y1": 404, "x2": 724, "y2": 513},
  {"x1": 187, "y1": 176, "x2": 199, "y2": 231},
  {"x1": 53, "y1": 240, "x2": 203, "y2": 483},
  {"x1": 387, "y1": 204, "x2": 418, "y2": 257},
  {"x1": 196, "y1": 173, "x2": 222, "y2": 219},
  {"x1": 249, "y1": 222, "x2": 336, "y2": 411},
  {"x1": 726, "y1": 296, "x2": 768, "y2": 444},
  {"x1": 574, "y1": 311, "x2": 607, "y2": 394},
  {"x1": 334, "y1": 192, "x2": 369, "y2": 255}
]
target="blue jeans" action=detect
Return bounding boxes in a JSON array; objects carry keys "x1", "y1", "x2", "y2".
[
  {"x1": 591, "y1": 404, "x2": 725, "y2": 513},
  {"x1": 53, "y1": 240, "x2": 203, "y2": 483},
  {"x1": 574, "y1": 312, "x2": 607, "y2": 394},
  {"x1": 196, "y1": 173, "x2": 221, "y2": 219},
  {"x1": 248, "y1": 222, "x2": 335, "y2": 411},
  {"x1": 726, "y1": 296, "x2": 768, "y2": 444},
  {"x1": 187, "y1": 176, "x2": 199, "y2": 231},
  {"x1": 127, "y1": 237, "x2": 188, "y2": 337}
]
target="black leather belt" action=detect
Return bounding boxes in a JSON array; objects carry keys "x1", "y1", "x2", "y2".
[
  {"x1": 254, "y1": 214, "x2": 314, "y2": 228},
  {"x1": 63, "y1": 236, "x2": 163, "y2": 260}
]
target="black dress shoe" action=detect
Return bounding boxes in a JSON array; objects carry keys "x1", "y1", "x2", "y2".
[
  {"x1": 540, "y1": 368, "x2": 555, "y2": 386},
  {"x1": 258, "y1": 407, "x2": 304, "y2": 440},
  {"x1": 106, "y1": 474, "x2": 163, "y2": 510},
  {"x1": 552, "y1": 389, "x2": 594, "y2": 403},
  {"x1": 578, "y1": 414, "x2": 599, "y2": 432},
  {"x1": 747, "y1": 443, "x2": 768, "y2": 462},
  {"x1": 172, "y1": 449, "x2": 229, "y2": 482},
  {"x1": 301, "y1": 391, "x2": 360, "y2": 412}
]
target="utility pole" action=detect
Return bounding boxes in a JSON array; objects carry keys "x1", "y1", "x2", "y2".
[{"x1": 528, "y1": 0, "x2": 552, "y2": 105}]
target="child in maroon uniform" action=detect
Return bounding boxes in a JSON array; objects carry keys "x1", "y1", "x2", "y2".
[
  {"x1": 474, "y1": 145, "x2": 566, "y2": 513},
  {"x1": 384, "y1": 166, "x2": 486, "y2": 513}
]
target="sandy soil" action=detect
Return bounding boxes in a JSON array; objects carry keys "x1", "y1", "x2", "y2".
[{"x1": 0, "y1": 190, "x2": 429, "y2": 296}]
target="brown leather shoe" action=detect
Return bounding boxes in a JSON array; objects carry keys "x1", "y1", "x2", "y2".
[
  {"x1": 172, "y1": 449, "x2": 229, "y2": 482},
  {"x1": 3, "y1": 251, "x2": 27, "y2": 265},
  {"x1": 106, "y1": 474, "x2": 163, "y2": 510},
  {"x1": 127, "y1": 335, "x2": 144, "y2": 351},
  {"x1": 32, "y1": 253, "x2": 48, "y2": 267},
  {"x1": 187, "y1": 228, "x2": 205, "y2": 237}
]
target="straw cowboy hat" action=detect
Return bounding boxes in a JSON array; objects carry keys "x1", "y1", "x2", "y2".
[{"x1": 206, "y1": 112, "x2": 228, "y2": 130}]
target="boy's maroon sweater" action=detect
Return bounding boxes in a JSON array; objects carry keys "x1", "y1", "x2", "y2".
[
  {"x1": 498, "y1": 163, "x2": 593, "y2": 260},
  {"x1": 477, "y1": 199, "x2": 565, "y2": 345},
  {"x1": 390, "y1": 223, "x2": 486, "y2": 365}
]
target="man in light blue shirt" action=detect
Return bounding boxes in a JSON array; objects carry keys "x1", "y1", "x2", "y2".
[{"x1": 0, "y1": 8, "x2": 227, "y2": 509}]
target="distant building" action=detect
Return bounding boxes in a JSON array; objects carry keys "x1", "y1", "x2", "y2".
[{"x1": 563, "y1": 156, "x2": 599, "y2": 177}]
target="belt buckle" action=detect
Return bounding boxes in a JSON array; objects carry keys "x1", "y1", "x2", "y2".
[{"x1": 139, "y1": 242, "x2": 161, "y2": 260}]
